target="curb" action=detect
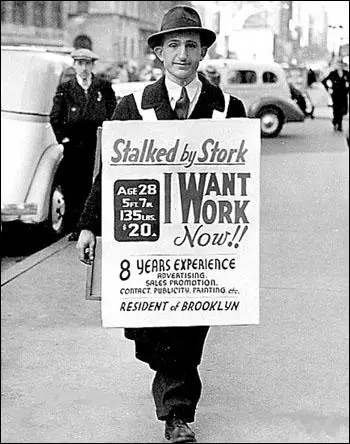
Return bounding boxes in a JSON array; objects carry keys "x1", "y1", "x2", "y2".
[{"x1": 1, "y1": 236, "x2": 71, "y2": 287}]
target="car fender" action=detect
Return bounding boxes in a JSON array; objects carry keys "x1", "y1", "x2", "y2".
[
  {"x1": 248, "y1": 96, "x2": 304, "y2": 122},
  {"x1": 22, "y1": 143, "x2": 64, "y2": 224}
]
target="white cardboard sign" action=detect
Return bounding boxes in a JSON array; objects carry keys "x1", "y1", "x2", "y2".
[{"x1": 101, "y1": 119, "x2": 260, "y2": 327}]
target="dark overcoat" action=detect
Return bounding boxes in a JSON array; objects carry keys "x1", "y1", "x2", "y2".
[
  {"x1": 50, "y1": 74, "x2": 116, "y2": 166},
  {"x1": 322, "y1": 69, "x2": 350, "y2": 115},
  {"x1": 78, "y1": 74, "x2": 246, "y2": 370},
  {"x1": 50, "y1": 75, "x2": 116, "y2": 229}
]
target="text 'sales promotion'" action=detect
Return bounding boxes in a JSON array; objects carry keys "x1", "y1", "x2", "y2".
[{"x1": 101, "y1": 119, "x2": 260, "y2": 327}]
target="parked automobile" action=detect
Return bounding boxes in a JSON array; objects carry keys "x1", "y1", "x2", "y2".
[
  {"x1": 199, "y1": 59, "x2": 305, "y2": 137},
  {"x1": 1, "y1": 45, "x2": 72, "y2": 236}
]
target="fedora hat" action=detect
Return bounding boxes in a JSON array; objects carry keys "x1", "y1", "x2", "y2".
[
  {"x1": 147, "y1": 5, "x2": 216, "y2": 49},
  {"x1": 71, "y1": 48, "x2": 99, "y2": 62}
]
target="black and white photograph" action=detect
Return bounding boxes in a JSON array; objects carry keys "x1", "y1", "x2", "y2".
[{"x1": 1, "y1": 1, "x2": 349, "y2": 443}]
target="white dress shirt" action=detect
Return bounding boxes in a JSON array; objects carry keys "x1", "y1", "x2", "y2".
[
  {"x1": 76, "y1": 75, "x2": 92, "y2": 93},
  {"x1": 165, "y1": 75, "x2": 202, "y2": 117}
]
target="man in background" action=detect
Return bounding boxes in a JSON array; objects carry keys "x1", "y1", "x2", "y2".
[
  {"x1": 50, "y1": 48, "x2": 116, "y2": 240},
  {"x1": 322, "y1": 59, "x2": 350, "y2": 131}
]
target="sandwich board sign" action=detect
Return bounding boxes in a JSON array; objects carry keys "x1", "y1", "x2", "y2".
[{"x1": 87, "y1": 119, "x2": 260, "y2": 328}]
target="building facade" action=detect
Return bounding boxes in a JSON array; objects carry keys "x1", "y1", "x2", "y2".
[
  {"x1": 1, "y1": 1, "x2": 69, "y2": 46},
  {"x1": 66, "y1": 1, "x2": 190, "y2": 68},
  {"x1": 193, "y1": 1, "x2": 329, "y2": 65},
  {"x1": 1, "y1": 1, "x2": 190, "y2": 67}
]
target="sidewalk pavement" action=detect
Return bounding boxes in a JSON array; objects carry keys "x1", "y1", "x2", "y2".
[
  {"x1": 2, "y1": 238, "x2": 159, "y2": 443},
  {"x1": 1, "y1": 127, "x2": 349, "y2": 443},
  {"x1": 2, "y1": 235, "x2": 349, "y2": 442}
]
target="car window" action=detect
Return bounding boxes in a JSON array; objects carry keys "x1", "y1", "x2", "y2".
[
  {"x1": 227, "y1": 69, "x2": 257, "y2": 84},
  {"x1": 263, "y1": 71, "x2": 278, "y2": 83}
]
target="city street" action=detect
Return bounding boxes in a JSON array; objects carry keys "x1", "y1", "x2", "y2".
[{"x1": 1, "y1": 115, "x2": 349, "y2": 443}]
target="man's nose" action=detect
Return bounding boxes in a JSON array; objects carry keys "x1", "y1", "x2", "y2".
[{"x1": 178, "y1": 44, "x2": 188, "y2": 58}]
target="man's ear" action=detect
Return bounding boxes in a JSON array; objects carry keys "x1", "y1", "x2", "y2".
[
  {"x1": 200, "y1": 47, "x2": 208, "y2": 60},
  {"x1": 153, "y1": 47, "x2": 164, "y2": 62}
]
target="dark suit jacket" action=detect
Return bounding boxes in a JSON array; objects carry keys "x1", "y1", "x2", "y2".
[
  {"x1": 50, "y1": 74, "x2": 116, "y2": 164},
  {"x1": 78, "y1": 74, "x2": 247, "y2": 369}
]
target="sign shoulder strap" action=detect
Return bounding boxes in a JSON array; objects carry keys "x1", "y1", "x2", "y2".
[
  {"x1": 133, "y1": 91, "x2": 158, "y2": 121},
  {"x1": 212, "y1": 93, "x2": 230, "y2": 120}
]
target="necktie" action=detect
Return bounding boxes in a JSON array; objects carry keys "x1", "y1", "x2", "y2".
[
  {"x1": 82, "y1": 79, "x2": 89, "y2": 95},
  {"x1": 174, "y1": 86, "x2": 189, "y2": 120}
]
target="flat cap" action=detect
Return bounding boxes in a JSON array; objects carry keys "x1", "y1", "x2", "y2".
[{"x1": 71, "y1": 48, "x2": 99, "y2": 62}]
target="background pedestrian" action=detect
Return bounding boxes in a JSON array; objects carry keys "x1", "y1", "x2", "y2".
[
  {"x1": 321, "y1": 59, "x2": 350, "y2": 131},
  {"x1": 50, "y1": 48, "x2": 116, "y2": 240}
]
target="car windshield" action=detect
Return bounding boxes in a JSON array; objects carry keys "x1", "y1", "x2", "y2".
[{"x1": 1, "y1": 50, "x2": 68, "y2": 115}]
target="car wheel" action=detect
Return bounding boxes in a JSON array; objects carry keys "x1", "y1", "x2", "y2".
[
  {"x1": 258, "y1": 107, "x2": 284, "y2": 138},
  {"x1": 48, "y1": 182, "x2": 66, "y2": 237}
]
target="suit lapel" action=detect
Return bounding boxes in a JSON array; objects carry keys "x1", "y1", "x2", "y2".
[
  {"x1": 142, "y1": 77, "x2": 175, "y2": 120},
  {"x1": 190, "y1": 75, "x2": 225, "y2": 118},
  {"x1": 82, "y1": 76, "x2": 101, "y2": 116},
  {"x1": 71, "y1": 76, "x2": 86, "y2": 102},
  {"x1": 85, "y1": 77, "x2": 98, "y2": 109}
]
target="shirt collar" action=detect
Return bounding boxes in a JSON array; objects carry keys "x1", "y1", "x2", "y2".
[
  {"x1": 165, "y1": 75, "x2": 201, "y2": 104},
  {"x1": 76, "y1": 74, "x2": 92, "y2": 89}
]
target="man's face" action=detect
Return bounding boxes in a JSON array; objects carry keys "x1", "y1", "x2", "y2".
[
  {"x1": 154, "y1": 31, "x2": 207, "y2": 85},
  {"x1": 74, "y1": 59, "x2": 93, "y2": 79},
  {"x1": 335, "y1": 61, "x2": 344, "y2": 71}
]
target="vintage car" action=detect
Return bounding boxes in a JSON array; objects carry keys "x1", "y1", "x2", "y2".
[
  {"x1": 199, "y1": 59, "x2": 305, "y2": 137},
  {"x1": 1, "y1": 45, "x2": 72, "y2": 236}
]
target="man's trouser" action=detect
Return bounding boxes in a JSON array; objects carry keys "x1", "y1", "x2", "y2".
[{"x1": 131, "y1": 326, "x2": 209, "y2": 422}]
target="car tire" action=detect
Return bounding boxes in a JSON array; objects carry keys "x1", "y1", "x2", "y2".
[
  {"x1": 47, "y1": 181, "x2": 66, "y2": 238},
  {"x1": 258, "y1": 107, "x2": 284, "y2": 138}
]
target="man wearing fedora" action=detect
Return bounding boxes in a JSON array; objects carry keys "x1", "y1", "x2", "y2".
[
  {"x1": 50, "y1": 48, "x2": 116, "y2": 240},
  {"x1": 76, "y1": 5, "x2": 246, "y2": 443}
]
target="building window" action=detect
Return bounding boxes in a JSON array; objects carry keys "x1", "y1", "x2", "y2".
[
  {"x1": 77, "y1": 1, "x2": 89, "y2": 14},
  {"x1": 131, "y1": 38, "x2": 135, "y2": 59},
  {"x1": 13, "y1": 1, "x2": 27, "y2": 25},
  {"x1": 33, "y1": 1, "x2": 45, "y2": 27},
  {"x1": 124, "y1": 37, "x2": 127, "y2": 59},
  {"x1": 52, "y1": 1, "x2": 62, "y2": 29},
  {"x1": 1, "y1": 2, "x2": 6, "y2": 22}
]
